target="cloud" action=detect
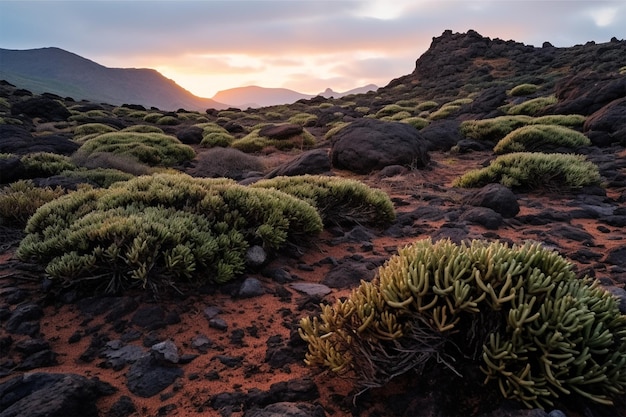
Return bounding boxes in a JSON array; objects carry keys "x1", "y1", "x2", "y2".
[{"x1": 1, "y1": 0, "x2": 625, "y2": 97}]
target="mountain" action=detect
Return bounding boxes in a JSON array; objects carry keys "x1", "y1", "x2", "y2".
[
  {"x1": 317, "y1": 84, "x2": 378, "y2": 98},
  {"x1": 212, "y1": 86, "x2": 313, "y2": 109},
  {"x1": 0, "y1": 47, "x2": 228, "y2": 111},
  {"x1": 212, "y1": 84, "x2": 379, "y2": 108}
]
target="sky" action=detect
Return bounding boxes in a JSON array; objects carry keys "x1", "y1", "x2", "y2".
[{"x1": 1, "y1": 0, "x2": 625, "y2": 98}]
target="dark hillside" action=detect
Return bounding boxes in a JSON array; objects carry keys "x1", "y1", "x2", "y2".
[{"x1": 0, "y1": 47, "x2": 227, "y2": 111}]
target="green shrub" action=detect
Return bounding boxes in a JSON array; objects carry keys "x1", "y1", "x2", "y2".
[
  {"x1": 461, "y1": 116, "x2": 534, "y2": 142},
  {"x1": 399, "y1": 116, "x2": 430, "y2": 130},
  {"x1": 21, "y1": 152, "x2": 77, "y2": 177},
  {"x1": 72, "y1": 151, "x2": 152, "y2": 176},
  {"x1": 121, "y1": 125, "x2": 164, "y2": 134},
  {"x1": 507, "y1": 95, "x2": 557, "y2": 116},
  {"x1": 190, "y1": 147, "x2": 264, "y2": 179},
  {"x1": 375, "y1": 104, "x2": 411, "y2": 118},
  {"x1": 17, "y1": 173, "x2": 323, "y2": 294},
  {"x1": 300, "y1": 238, "x2": 626, "y2": 409},
  {"x1": 156, "y1": 115, "x2": 180, "y2": 126},
  {"x1": 127, "y1": 111, "x2": 148, "y2": 119},
  {"x1": 416, "y1": 101, "x2": 439, "y2": 111},
  {"x1": 232, "y1": 128, "x2": 315, "y2": 153},
  {"x1": 429, "y1": 104, "x2": 461, "y2": 120},
  {"x1": 0, "y1": 180, "x2": 66, "y2": 226},
  {"x1": 201, "y1": 132, "x2": 236, "y2": 148},
  {"x1": 453, "y1": 152, "x2": 602, "y2": 191},
  {"x1": 76, "y1": 132, "x2": 195, "y2": 167},
  {"x1": 508, "y1": 83, "x2": 540, "y2": 96},
  {"x1": 74, "y1": 123, "x2": 119, "y2": 139},
  {"x1": 0, "y1": 97, "x2": 10, "y2": 108},
  {"x1": 143, "y1": 112, "x2": 164, "y2": 123},
  {"x1": 532, "y1": 114, "x2": 586, "y2": 128},
  {"x1": 389, "y1": 111, "x2": 413, "y2": 121},
  {"x1": 323, "y1": 122, "x2": 350, "y2": 140},
  {"x1": 288, "y1": 113, "x2": 318, "y2": 127},
  {"x1": 494, "y1": 125, "x2": 591, "y2": 154},
  {"x1": 252, "y1": 175, "x2": 395, "y2": 226},
  {"x1": 62, "y1": 168, "x2": 135, "y2": 188}
]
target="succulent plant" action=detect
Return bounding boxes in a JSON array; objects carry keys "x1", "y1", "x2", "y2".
[{"x1": 299, "y1": 238, "x2": 626, "y2": 409}]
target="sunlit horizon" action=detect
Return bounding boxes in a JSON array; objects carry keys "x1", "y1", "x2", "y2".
[{"x1": 1, "y1": 1, "x2": 624, "y2": 99}]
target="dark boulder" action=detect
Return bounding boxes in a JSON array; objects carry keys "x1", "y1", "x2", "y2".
[
  {"x1": 0, "y1": 126, "x2": 79, "y2": 156},
  {"x1": 126, "y1": 354, "x2": 183, "y2": 397},
  {"x1": 264, "y1": 149, "x2": 331, "y2": 178},
  {"x1": 0, "y1": 372, "x2": 114, "y2": 417},
  {"x1": 330, "y1": 118, "x2": 430, "y2": 174},
  {"x1": 11, "y1": 97, "x2": 71, "y2": 121},
  {"x1": 583, "y1": 97, "x2": 626, "y2": 146},
  {"x1": 462, "y1": 183, "x2": 520, "y2": 218},
  {"x1": 459, "y1": 207, "x2": 503, "y2": 230},
  {"x1": 419, "y1": 120, "x2": 462, "y2": 151},
  {"x1": 547, "y1": 72, "x2": 626, "y2": 116},
  {"x1": 176, "y1": 126, "x2": 203, "y2": 144},
  {"x1": 259, "y1": 124, "x2": 303, "y2": 139},
  {"x1": 0, "y1": 157, "x2": 26, "y2": 184}
]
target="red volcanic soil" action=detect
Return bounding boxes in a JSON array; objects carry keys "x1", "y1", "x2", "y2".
[{"x1": 1, "y1": 149, "x2": 625, "y2": 417}]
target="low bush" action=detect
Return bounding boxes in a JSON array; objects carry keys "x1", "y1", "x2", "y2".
[
  {"x1": 21, "y1": 152, "x2": 77, "y2": 177},
  {"x1": 232, "y1": 128, "x2": 315, "y2": 153},
  {"x1": 460, "y1": 115, "x2": 533, "y2": 142},
  {"x1": 72, "y1": 151, "x2": 152, "y2": 176},
  {"x1": 190, "y1": 147, "x2": 264, "y2": 179},
  {"x1": 201, "y1": 132, "x2": 236, "y2": 148},
  {"x1": 399, "y1": 116, "x2": 430, "y2": 130},
  {"x1": 508, "y1": 83, "x2": 540, "y2": 96},
  {"x1": 0, "y1": 180, "x2": 66, "y2": 226},
  {"x1": 300, "y1": 238, "x2": 626, "y2": 409},
  {"x1": 62, "y1": 168, "x2": 135, "y2": 188},
  {"x1": 416, "y1": 101, "x2": 439, "y2": 111},
  {"x1": 75, "y1": 132, "x2": 195, "y2": 167},
  {"x1": 17, "y1": 173, "x2": 323, "y2": 295},
  {"x1": 532, "y1": 114, "x2": 586, "y2": 128},
  {"x1": 507, "y1": 95, "x2": 557, "y2": 116},
  {"x1": 453, "y1": 152, "x2": 602, "y2": 191},
  {"x1": 74, "y1": 123, "x2": 118, "y2": 139},
  {"x1": 252, "y1": 175, "x2": 396, "y2": 226},
  {"x1": 156, "y1": 115, "x2": 180, "y2": 126},
  {"x1": 121, "y1": 125, "x2": 164, "y2": 134},
  {"x1": 429, "y1": 104, "x2": 462, "y2": 120},
  {"x1": 493, "y1": 125, "x2": 591, "y2": 154},
  {"x1": 288, "y1": 113, "x2": 318, "y2": 127}
]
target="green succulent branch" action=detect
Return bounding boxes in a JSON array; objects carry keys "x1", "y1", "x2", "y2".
[{"x1": 299, "y1": 238, "x2": 626, "y2": 409}]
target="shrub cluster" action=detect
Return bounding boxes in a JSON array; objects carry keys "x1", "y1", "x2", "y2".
[
  {"x1": 461, "y1": 115, "x2": 587, "y2": 143},
  {"x1": 232, "y1": 128, "x2": 315, "y2": 153},
  {"x1": 21, "y1": 152, "x2": 77, "y2": 177},
  {"x1": 453, "y1": 152, "x2": 601, "y2": 191},
  {"x1": 299, "y1": 238, "x2": 626, "y2": 409},
  {"x1": 493, "y1": 124, "x2": 591, "y2": 154},
  {"x1": 17, "y1": 173, "x2": 323, "y2": 294},
  {"x1": 507, "y1": 95, "x2": 557, "y2": 116},
  {"x1": 75, "y1": 132, "x2": 195, "y2": 167},
  {"x1": 0, "y1": 180, "x2": 66, "y2": 226},
  {"x1": 251, "y1": 175, "x2": 396, "y2": 226}
]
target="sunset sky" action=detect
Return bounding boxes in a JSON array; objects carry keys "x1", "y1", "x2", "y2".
[{"x1": 1, "y1": 1, "x2": 625, "y2": 98}]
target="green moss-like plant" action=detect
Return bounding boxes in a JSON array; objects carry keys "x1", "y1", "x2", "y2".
[
  {"x1": 61, "y1": 168, "x2": 135, "y2": 188},
  {"x1": 74, "y1": 123, "x2": 119, "y2": 140},
  {"x1": 0, "y1": 180, "x2": 66, "y2": 226},
  {"x1": 508, "y1": 83, "x2": 540, "y2": 97},
  {"x1": 417, "y1": 101, "x2": 439, "y2": 111},
  {"x1": 232, "y1": 128, "x2": 315, "y2": 153},
  {"x1": 76, "y1": 132, "x2": 195, "y2": 167},
  {"x1": 399, "y1": 116, "x2": 430, "y2": 130},
  {"x1": 453, "y1": 152, "x2": 601, "y2": 191},
  {"x1": 17, "y1": 173, "x2": 323, "y2": 294},
  {"x1": 429, "y1": 104, "x2": 462, "y2": 120},
  {"x1": 532, "y1": 114, "x2": 586, "y2": 128},
  {"x1": 21, "y1": 152, "x2": 77, "y2": 177},
  {"x1": 494, "y1": 125, "x2": 591, "y2": 154},
  {"x1": 121, "y1": 125, "x2": 164, "y2": 134},
  {"x1": 461, "y1": 115, "x2": 533, "y2": 142},
  {"x1": 299, "y1": 238, "x2": 626, "y2": 409},
  {"x1": 201, "y1": 132, "x2": 236, "y2": 148},
  {"x1": 288, "y1": 113, "x2": 318, "y2": 126},
  {"x1": 156, "y1": 115, "x2": 180, "y2": 126},
  {"x1": 507, "y1": 95, "x2": 557, "y2": 116},
  {"x1": 251, "y1": 175, "x2": 395, "y2": 226}
]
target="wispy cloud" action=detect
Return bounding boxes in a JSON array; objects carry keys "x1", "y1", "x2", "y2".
[{"x1": 0, "y1": 1, "x2": 624, "y2": 97}]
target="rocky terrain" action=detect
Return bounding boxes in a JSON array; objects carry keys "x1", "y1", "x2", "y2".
[{"x1": 0, "y1": 30, "x2": 626, "y2": 417}]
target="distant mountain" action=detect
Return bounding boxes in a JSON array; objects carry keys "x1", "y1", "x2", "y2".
[
  {"x1": 317, "y1": 84, "x2": 378, "y2": 98},
  {"x1": 0, "y1": 47, "x2": 228, "y2": 111},
  {"x1": 212, "y1": 84, "x2": 379, "y2": 108}
]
